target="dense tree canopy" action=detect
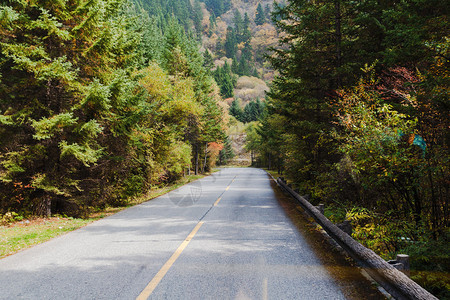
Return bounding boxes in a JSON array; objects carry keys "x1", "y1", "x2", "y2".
[
  {"x1": 247, "y1": 2, "x2": 448, "y2": 294},
  {"x1": 253, "y1": 0, "x2": 449, "y2": 247},
  {"x1": 0, "y1": 0, "x2": 226, "y2": 216},
  {"x1": 202, "y1": 0, "x2": 231, "y2": 17}
]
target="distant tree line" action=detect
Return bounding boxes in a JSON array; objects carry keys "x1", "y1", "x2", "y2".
[
  {"x1": 134, "y1": 0, "x2": 205, "y2": 38},
  {"x1": 201, "y1": 0, "x2": 232, "y2": 18},
  {"x1": 229, "y1": 99, "x2": 265, "y2": 123},
  {"x1": 224, "y1": 10, "x2": 256, "y2": 77}
]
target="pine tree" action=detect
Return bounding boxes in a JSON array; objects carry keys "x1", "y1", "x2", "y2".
[
  {"x1": 229, "y1": 99, "x2": 243, "y2": 121},
  {"x1": 213, "y1": 63, "x2": 234, "y2": 98},
  {"x1": 137, "y1": 13, "x2": 164, "y2": 65},
  {"x1": 218, "y1": 136, "x2": 235, "y2": 165},
  {"x1": 0, "y1": 0, "x2": 142, "y2": 215},
  {"x1": 203, "y1": 50, "x2": 214, "y2": 72},
  {"x1": 237, "y1": 55, "x2": 251, "y2": 76},
  {"x1": 255, "y1": 3, "x2": 266, "y2": 25},
  {"x1": 203, "y1": 0, "x2": 231, "y2": 17},
  {"x1": 264, "y1": 4, "x2": 271, "y2": 20},
  {"x1": 233, "y1": 9, "x2": 244, "y2": 41},
  {"x1": 242, "y1": 13, "x2": 252, "y2": 43},
  {"x1": 192, "y1": 0, "x2": 204, "y2": 38},
  {"x1": 224, "y1": 27, "x2": 238, "y2": 59}
]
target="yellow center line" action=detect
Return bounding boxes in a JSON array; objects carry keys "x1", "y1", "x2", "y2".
[
  {"x1": 216, "y1": 177, "x2": 235, "y2": 205},
  {"x1": 213, "y1": 197, "x2": 222, "y2": 206},
  {"x1": 136, "y1": 221, "x2": 204, "y2": 300}
]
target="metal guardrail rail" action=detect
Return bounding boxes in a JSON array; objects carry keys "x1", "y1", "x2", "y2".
[{"x1": 276, "y1": 177, "x2": 438, "y2": 300}]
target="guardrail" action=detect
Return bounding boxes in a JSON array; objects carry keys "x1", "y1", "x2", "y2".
[{"x1": 276, "y1": 177, "x2": 438, "y2": 300}]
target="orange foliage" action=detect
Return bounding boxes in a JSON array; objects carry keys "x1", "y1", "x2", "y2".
[{"x1": 207, "y1": 142, "x2": 224, "y2": 169}]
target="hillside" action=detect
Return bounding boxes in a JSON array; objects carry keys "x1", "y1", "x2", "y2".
[
  {"x1": 197, "y1": 0, "x2": 279, "y2": 164},
  {"x1": 201, "y1": 0, "x2": 279, "y2": 85}
]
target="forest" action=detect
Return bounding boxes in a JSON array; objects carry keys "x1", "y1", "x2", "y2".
[
  {"x1": 0, "y1": 0, "x2": 227, "y2": 217},
  {"x1": 244, "y1": 0, "x2": 449, "y2": 297},
  {"x1": 0, "y1": 0, "x2": 448, "y2": 297},
  {"x1": 0, "y1": 0, "x2": 277, "y2": 218}
]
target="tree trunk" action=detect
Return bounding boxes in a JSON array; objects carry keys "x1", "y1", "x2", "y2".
[
  {"x1": 195, "y1": 144, "x2": 199, "y2": 175},
  {"x1": 38, "y1": 193, "x2": 52, "y2": 217},
  {"x1": 45, "y1": 195, "x2": 51, "y2": 217},
  {"x1": 334, "y1": 0, "x2": 342, "y2": 87}
]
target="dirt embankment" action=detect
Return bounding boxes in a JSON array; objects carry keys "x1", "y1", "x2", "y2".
[{"x1": 229, "y1": 131, "x2": 251, "y2": 166}]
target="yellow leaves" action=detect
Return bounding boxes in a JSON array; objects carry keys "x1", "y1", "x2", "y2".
[
  {"x1": 139, "y1": 62, "x2": 172, "y2": 101},
  {"x1": 139, "y1": 62, "x2": 202, "y2": 125},
  {"x1": 170, "y1": 77, "x2": 202, "y2": 117}
]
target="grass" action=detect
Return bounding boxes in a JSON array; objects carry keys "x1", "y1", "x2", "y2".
[
  {"x1": 263, "y1": 168, "x2": 285, "y2": 179},
  {"x1": 0, "y1": 217, "x2": 95, "y2": 258},
  {"x1": 0, "y1": 173, "x2": 208, "y2": 259}
]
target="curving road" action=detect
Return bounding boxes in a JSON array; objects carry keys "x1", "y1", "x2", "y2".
[{"x1": 0, "y1": 168, "x2": 384, "y2": 299}]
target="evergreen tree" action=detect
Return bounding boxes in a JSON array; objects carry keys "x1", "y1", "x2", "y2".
[
  {"x1": 242, "y1": 12, "x2": 252, "y2": 43},
  {"x1": 159, "y1": 19, "x2": 226, "y2": 175},
  {"x1": 203, "y1": 0, "x2": 231, "y2": 17},
  {"x1": 255, "y1": 3, "x2": 266, "y2": 25},
  {"x1": 242, "y1": 103, "x2": 253, "y2": 122},
  {"x1": 236, "y1": 40, "x2": 254, "y2": 76},
  {"x1": 229, "y1": 99, "x2": 243, "y2": 121},
  {"x1": 137, "y1": 13, "x2": 164, "y2": 65},
  {"x1": 208, "y1": 14, "x2": 216, "y2": 36},
  {"x1": 237, "y1": 55, "x2": 251, "y2": 76},
  {"x1": 254, "y1": 98, "x2": 265, "y2": 118},
  {"x1": 218, "y1": 136, "x2": 235, "y2": 165},
  {"x1": 192, "y1": 0, "x2": 204, "y2": 38},
  {"x1": 381, "y1": 0, "x2": 449, "y2": 67},
  {"x1": 224, "y1": 27, "x2": 238, "y2": 59},
  {"x1": 256, "y1": 0, "x2": 450, "y2": 271},
  {"x1": 134, "y1": 0, "x2": 194, "y2": 30},
  {"x1": 264, "y1": 4, "x2": 272, "y2": 20},
  {"x1": 203, "y1": 49, "x2": 214, "y2": 72},
  {"x1": 231, "y1": 57, "x2": 239, "y2": 74},
  {"x1": 213, "y1": 63, "x2": 234, "y2": 98},
  {"x1": 241, "y1": 99, "x2": 265, "y2": 122},
  {"x1": 233, "y1": 9, "x2": 244, "y2": 41},
  {"x1": 260, "y1": 0, "x2": 371, "y2": 192},
  {"x1": 0, "y1": 0, "x2": 142, "y2": 215}
]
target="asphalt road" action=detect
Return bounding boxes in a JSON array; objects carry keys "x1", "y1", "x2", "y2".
[{"x1": 0, "y1": 168, "x2": 383, "y2": 299}]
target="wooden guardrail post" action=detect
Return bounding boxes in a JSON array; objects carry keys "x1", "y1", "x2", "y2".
[
  {"x1": 388, "y1": 254, "x2": 410, "y2": 277},
  {"x1": 337, "y1": 220, "x2": 352, "y2": 236},
  {"x1": 396, "y1": 254, "x2": 410, "y2": 276},
  {"x1": 315, "y1": 203, "x2": 325, "y2": 215}
]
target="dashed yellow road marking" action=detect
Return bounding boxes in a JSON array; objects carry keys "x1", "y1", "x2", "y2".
[
  {"x1": 216, "y1": 176, "x2": 234, "y2": 205},
  {"x1": 214, "y1": 197, "x2": 222, "y2": 206},
  {"x1": 136, "y1": 221, "x2": 204, "y2": 300}
]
